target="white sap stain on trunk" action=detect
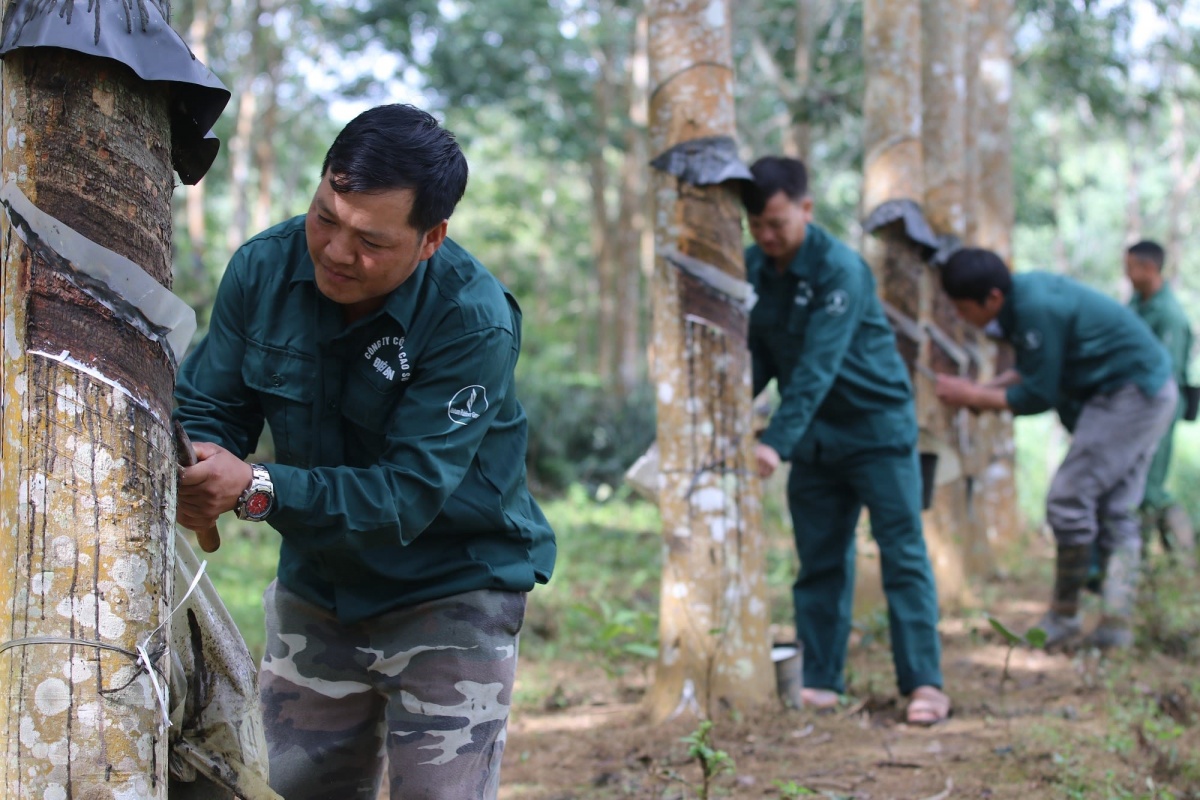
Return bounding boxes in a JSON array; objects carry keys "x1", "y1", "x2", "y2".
[{"x1": 33, "y1": 679, "x2": 71, "y2": 716}]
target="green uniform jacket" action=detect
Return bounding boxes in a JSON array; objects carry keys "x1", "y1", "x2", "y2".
[
  {"x1": 997, "y1": 272, "x2": 1172, "y2": 430},
  {"x1": 1130, "y1": 284, "x2": 1192, "y2": 390},
  {"x1": 174, "y1": 216, "x2": 556, "y2": 624},
  {"x1": 747, "y1": 224, "x2": 916, "y2": 462}
]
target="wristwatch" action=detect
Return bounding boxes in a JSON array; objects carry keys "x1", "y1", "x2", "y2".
[{"x1": 236, "y1": 464, "x2": 275, "y2": 521}]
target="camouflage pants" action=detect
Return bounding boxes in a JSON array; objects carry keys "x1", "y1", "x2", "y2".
[{"x1": 259, "y1": 580, "x2": 526, "y2": 800}]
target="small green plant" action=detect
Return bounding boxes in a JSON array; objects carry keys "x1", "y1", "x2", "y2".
[
  {"x1": 987, "y1": 615, "x2": 1046, "y2": 688},
  {"x1": 681, "y1": 720, "x2": 735, "y2": 799},
  {"x1": 773, "y1": 779, "x2": 818, "y2": 797},
  {"x1": 570, "y1": 599, "x2": 658, "y2": 679}
]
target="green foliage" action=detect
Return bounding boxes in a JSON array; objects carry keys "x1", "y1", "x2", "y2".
[
  {"x1": 680, "y1": 720, "x2": 735, "y2": 800},
  {"x1": 568, "y1": 598, "x2": 658, "y2": 678},
  {"x1": 988, "y1": 614, "x2": 1047, "y2": 690},
  {"x1": 773, "y1": 781, "x2": 818, "y2": 798},
  {"x1": 519, "y1": 366, "x2": 656, "y2": 492}
]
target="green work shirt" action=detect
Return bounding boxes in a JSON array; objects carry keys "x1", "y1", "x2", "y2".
[
  {"x1": 174, "y1": 216, "x2": 556, "y2": 624},
  {"x1": 997, "y1": 271, "x2": 1172, "y2": 427},
  {"x1": 1130, "y1": 283, "x2": 1192, "y2": 388},
  {"x1": 747, "y1": 224, "x2": 916, "y2": 463}
]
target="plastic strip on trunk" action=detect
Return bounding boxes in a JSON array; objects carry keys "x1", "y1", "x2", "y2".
[{"x1": 1, "y1": 180, "x2": 196, "y2": 367}]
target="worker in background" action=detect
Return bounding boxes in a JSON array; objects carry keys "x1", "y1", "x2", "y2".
[
  {"x1": 742, "y1": 156, "x2": 949, "y2": 725},
  {"x1": 936, "y1": 248, "x2": 1175, "y2": 651}
]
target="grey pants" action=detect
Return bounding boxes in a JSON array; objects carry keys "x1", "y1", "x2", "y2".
[
  {"x1": 259, "y1": 580, "x2": 526, "y2": 800},
  {"x1": 1047, "y1": 380, "x2": 1178, "y2": 551}
]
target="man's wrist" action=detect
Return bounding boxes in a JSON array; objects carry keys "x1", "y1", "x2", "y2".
[{"x1": 236, "y1": 464, "x2": 275, "y2": 521}]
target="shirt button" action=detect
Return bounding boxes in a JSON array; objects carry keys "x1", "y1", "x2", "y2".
[
  {"x1": 270, "y1": 373, "x2": 283, "y2": 387},
  {"x1": 327, "y1": 400, "x2": 338, "y2": 411}
]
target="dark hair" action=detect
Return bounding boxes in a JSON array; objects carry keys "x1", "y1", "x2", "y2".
[
  {"x1": 1127, "y1": 240, "x2": 1165, "y2": 271},
  {"x1": 940, "y1": 247, "x2": 1012, "y2": 302},
  {"x1": 741, "y1": 156, "x2": 809, "y2": 215},
  {"x1": 321, "y1": 104, "x2": 468, "y2": 232}
]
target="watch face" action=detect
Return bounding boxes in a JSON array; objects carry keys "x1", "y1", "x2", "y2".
[{"x1": 244, "y1": 491, "x2": 273, "y2": 519}]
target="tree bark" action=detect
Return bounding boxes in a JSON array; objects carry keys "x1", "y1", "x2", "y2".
[
  {"x1": 965, "y1": 0, "x2": 1020, "y2": 555},
  {"x1": 864, "y1": 0, "x2": 971, "y2": 607},
  {"x1": 921, "y1": 0, "x2": 993, "y2": 579},
  {"x1": 0, "y1": 49, "x2": 178, "y2": 799},
  {"x1": 645, "y1": 0, "x2": 773, "y2": 723},
  {"x1": 591, "y1": 42, "x2": 618, "y2": 384},
  {"x1": 616, "y1": 9, "x2": 651, "y2": 397},
  {"x1": 183, "y1": 0, "x2": 214, "y2": 304}
]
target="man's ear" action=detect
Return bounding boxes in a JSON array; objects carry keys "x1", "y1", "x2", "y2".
[
  {"x1": 985, "y1": 287, "x2": 1006, "y2": 314},
  {"x1": 800, "y1": 196, "x2": 815, "y2": 219},
  {"x1": 419, "y1": 220, "x2": 449, "y2": 261}
]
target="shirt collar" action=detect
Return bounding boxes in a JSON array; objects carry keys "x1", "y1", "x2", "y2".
[{"x1": 995, "y1": 275, "x2": 1019, "y2": 337}]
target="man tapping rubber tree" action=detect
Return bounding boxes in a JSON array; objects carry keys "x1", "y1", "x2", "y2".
[
  {"x1": 173, "y1": 104, "x2": 556, "y2": 799},
  {"x1": 1122, "y1": 240, "x2": 1196, "y2": 561},
  {"x1": 935, "y1": 248, "x2": 1175, "y2": 651},
  {"x1": 742, "y1": 156, "x2": 950, "y2": 725}
]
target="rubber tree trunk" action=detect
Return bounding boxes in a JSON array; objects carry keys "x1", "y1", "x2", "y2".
[
  {"x1": 0, "y1": 50, "x2": 178, "y2": 798},
  {"x1": 965, "y1": 0, "x2": 1020, "y2": 554},
  {"x1": 920, "y1": 0, "x2": 993, "y2": 579},
  {"x1": 863, "y1": 0, "x2": 970, "y2": 608},
  {"x1": 645, "y1": 0, "x2": 774, "y2": 723}
]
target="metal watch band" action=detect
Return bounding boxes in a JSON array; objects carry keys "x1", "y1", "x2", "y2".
[{"x1": 236, "y1": 463, "x2": 275, "y2": 521}]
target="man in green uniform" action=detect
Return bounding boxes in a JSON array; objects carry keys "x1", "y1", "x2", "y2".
[
  {"x1": 1124, "y1": 240, "x2": 1195, "y2": 558},
  {"x1": 174, "y1": 104, "x2": 555, "y2": 799},
  {"x1": 936, "y1": 248, "x2": 1175, "y2": 650},
  {"x1": 742, "y1": 156, "x2": 949, "y2": 725}
]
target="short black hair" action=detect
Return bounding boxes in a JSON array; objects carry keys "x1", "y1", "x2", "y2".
[
  {"x1": 940, "y1": 247, "x2": 1012, "y2": 302},
  {"x1": 1127, "y1": 240, "x2": 1165, "y2": 271},
  {"x1": 321, "y1": 104, "x2": 468, "y2": 232},
  {"x1": 741, "y1": 156, "x2": 808, "y2": 215}
]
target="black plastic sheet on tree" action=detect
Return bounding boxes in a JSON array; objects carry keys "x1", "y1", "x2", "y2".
[
  {"x1": 649, "y1": 136, "x2": 753, "y2": 186},
  {"x1": 863, "y1": 199, "x2": 944, "y2": 253},
  {"x1": 0, "y1": 0, "x2": 231, "y2": 184}
]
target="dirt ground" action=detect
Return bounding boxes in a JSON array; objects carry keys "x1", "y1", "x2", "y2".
[{"x1": 500, "y1": 565, "x2": 1200, "y2": 799}]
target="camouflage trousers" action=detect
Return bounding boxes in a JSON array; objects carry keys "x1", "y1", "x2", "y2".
[{"x1": 259, "y1": 580, "x2": 526, "y2": 800}]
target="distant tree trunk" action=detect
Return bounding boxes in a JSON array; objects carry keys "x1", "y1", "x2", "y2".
[
  {"x1": 965, "y1": 0, "x2": 1020, "y2": 554},
  {"x1": 227, "y1": 84, "x2": 258, "y2": 252},
  {"x1": 591, "y1": 43, "x2": 618, "y2": 384},
  {"x1": 616, "y1": 10, "x2": 651, "y2": 396},
  {"x1": 0, "y1": 48, "x2": 178, "y2": 798},
  {"x1": 863, "y1": 0, "x2": 970, "y2": 607},
  {"x1": 1124, "y1": 117, "x2": 1143, "y2": 246},
  {"x1": 252, "y1": 59, "x2": 283, "y2": 237},
  {"x1": 1166, "y1": 94, "x2": 1200, "y2": 278},
  {"x1": 792, "y1": 0, "x2": 830, "y2": 163},
  {"x1": 1048, "y1": 113, "x2": 1069, "y2": 274},
  {"x1": 645, "y1": 0, "x2": 774, "y2": 723},
  {"x1": 184, "y1": 0, "x2": 213, "y2": 299}
]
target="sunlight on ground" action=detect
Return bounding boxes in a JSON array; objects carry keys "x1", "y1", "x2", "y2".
[{"x1": 510, "y1": 703, "x2": 641, "y2": 735}]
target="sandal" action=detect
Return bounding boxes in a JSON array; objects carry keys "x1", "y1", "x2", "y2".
[
  {"x1": 905, "y1": 685, "x2": 951, "y2": 726},
  {"x1": 800, "y1": 687, "x2": 840, "y2": 710}
]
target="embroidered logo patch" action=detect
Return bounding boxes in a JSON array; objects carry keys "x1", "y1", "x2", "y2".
[
  {"x1": 448, "y1": 385, "x2": 488, "y2": 426},
  {"x1": 794, "y1": 280, "x2": 814, "y2": 307},
  {"x1": 1022, "y1": 330, "x2": 1043, "y2": 351},
  {"x1": 362, "y1": 336, "x2": 412, "y2": 383},
  {"x1": 825, "y1": 289, "x2": 849, "y2": 316}
]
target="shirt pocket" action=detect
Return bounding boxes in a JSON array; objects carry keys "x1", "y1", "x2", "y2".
[
  {"x1": 242, "y1": 340, "x2": 315, "y2": 462},
  {"x1": 787, "y1": 302, "x2": 811, "y2": 336},
  {"x1": 342, "y1": 360, "x2": 404, "y2": 436}
]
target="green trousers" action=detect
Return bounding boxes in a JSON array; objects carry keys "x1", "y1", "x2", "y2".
[
  {"x1": 787, "y1": 447, "x2": 943, "y2": 695},
  {"x1": 1141, "y1": 412, "x2": 1179, "y2": 512}
]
